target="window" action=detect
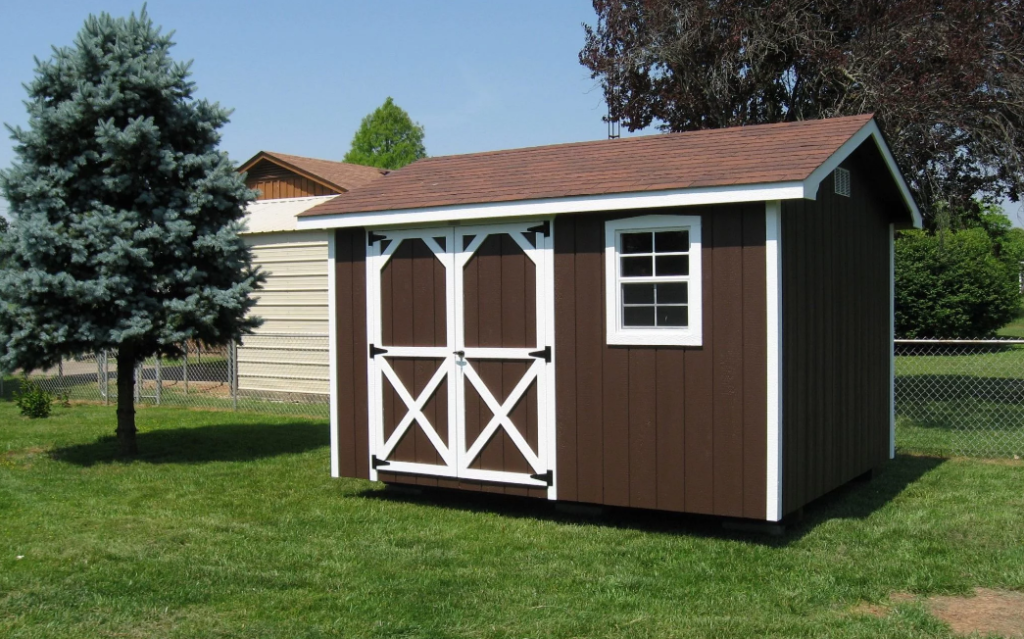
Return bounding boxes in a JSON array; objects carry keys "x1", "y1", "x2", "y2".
[{"x1": 605, "y1": 214, "x2": 702, "y2": 346}]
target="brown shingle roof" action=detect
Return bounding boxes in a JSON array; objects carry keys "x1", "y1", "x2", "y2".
[
  {"x1": 300, "y1": 114, "x2": 875, "y2": 218},
  {"x1": 240, "y1": 151, "x2": 385, "y2": 192}
]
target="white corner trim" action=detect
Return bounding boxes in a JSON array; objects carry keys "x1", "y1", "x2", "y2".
[
  {"x1": 765, "y1": 201, "x2": 784, "y2": 522},
  {"x1": 327, "y1": 231, "x2": 340, "y2": 478},
  {"x1": 603, "y1": 214, "x2": 703, "y2": 346},
  {"x1": 296, "y1": 183, "x2": 805, "y2": 230},
  {"x1": 889, "y1": 223, "x2": 896, "y2": 459},
  {"x1": 803, "y1": 120, "x2": 922, "y2": 228}
]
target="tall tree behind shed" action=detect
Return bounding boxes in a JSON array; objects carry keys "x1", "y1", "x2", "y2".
[
  {"x1": 344, "y1": 97, "x2": 427, "y2": 170},
  {"x1": 580, "y1": 0, "x2": 1024, "y2": 224},
  {"x1": 0, "y1": 9, "x2": 263, "y2": 454}
]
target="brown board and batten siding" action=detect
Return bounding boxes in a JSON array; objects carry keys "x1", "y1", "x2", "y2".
[
  {"x1": 246, "y1": 161, "x2": 340, "y2": 200},
  {"x1": 334, "y1": 228, "x2": 370, "y2": 482},
  {"x1": 335, "y1": 206, "x2": 769, "y2": 517},
  {"x1": 780, "y1": 154, "x2": 893, "y2": 516},
  {"x1": 555, "y1": 204, "x2": 768, "y2": 520}
]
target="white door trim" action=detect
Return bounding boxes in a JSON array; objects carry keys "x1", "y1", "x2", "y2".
[{"x1": 366, "y1": 219, "x2": 557, "y2": 497}]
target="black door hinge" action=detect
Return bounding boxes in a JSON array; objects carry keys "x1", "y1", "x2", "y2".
[
  {"x1": 372, "y1": 455, "x2": 391, "y2": 469},
  {"x1": 368, "y1": 231, "x2": 386, "y2": 245},
  {"x1": 369, "y1": 344, "x2": 389, "y2": 358},
  {"x1": 528, "y1": 346, "x2": 551, "y2": 362},
  {"x1": 530, "y1": 469, "x2": 553, "y2": 486},
  {"x1": 526, "y1": 220, "x2": 550, "y2": 237}
]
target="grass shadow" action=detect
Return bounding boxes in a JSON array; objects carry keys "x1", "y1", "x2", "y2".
[
  {"x1": 51, "y1": 420, "x2": 328, "y2": 466},
  {"x1": 1, "y1": 376, "x2": 23, "y2": 401},
  {"x1": 785, "y1": 453, "x2": 945, "y2": 534},
  {"x1": 358, "y1": 453, "x2": 944, "y2": 546}
]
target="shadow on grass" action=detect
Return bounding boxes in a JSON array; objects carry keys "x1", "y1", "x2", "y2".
[
  {"x1": 1, "y1": 377, "x2": 22, "y2": 401},
  {"x1": 358, "y1": 454, "x2": 944, "y2": 546},
  {"x1": 51, "y1": 421, "x2": 328, "y2": 466}
]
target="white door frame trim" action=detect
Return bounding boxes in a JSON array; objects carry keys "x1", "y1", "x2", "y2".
[{"x1": 365, "y1": 220, "x2": 557, "y2": 497}]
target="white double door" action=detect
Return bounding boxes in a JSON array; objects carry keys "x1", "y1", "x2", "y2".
[{"x1": 366, "y1": 221, "x2": 555, "y2": 494}]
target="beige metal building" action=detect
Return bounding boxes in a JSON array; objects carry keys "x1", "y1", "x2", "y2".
[{"x1": 237, "y1": 152, "x2": 382, "y2": 397}]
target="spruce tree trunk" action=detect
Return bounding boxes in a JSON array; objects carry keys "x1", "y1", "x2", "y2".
[{"x1": 116, "y1": 347, "x2": 138, "y2": 456}]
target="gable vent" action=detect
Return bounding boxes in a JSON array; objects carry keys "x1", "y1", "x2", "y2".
[{"x1": 834, "y1": 167, "x2": 851, "y2": 197}]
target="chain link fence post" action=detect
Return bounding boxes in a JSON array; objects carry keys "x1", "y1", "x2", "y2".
[
  {"x1": 229, "y1": 341, "x2": 238, "y2": 412},
  {"x1": 155, "y1": 355, "x2": 162, "y2": 406}
]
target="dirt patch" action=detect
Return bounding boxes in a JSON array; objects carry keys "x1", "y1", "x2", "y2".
[
  {"x1": 928, "y1": 588, "x2": 1024, "y2": 638},
  {"x1": 852, "y1": 589, "x2": 1024, "y2": 637},
  {"x1": 849, "y1": 602, "x2": 887, "y2": 618}
]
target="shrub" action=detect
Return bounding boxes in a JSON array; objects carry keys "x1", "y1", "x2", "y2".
[
  {"x1": 14, "y1": 379, "x2": 53, "y2": 418},
  {"x1": 895, "y1": 227, "x2": 1021, "y2": 338}
]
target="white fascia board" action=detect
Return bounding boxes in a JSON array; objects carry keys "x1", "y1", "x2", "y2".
[
  {"x1": 803, "y1": 120, "x2": 923, "y2": 229},
  {"x1": 295, "y1": 182, "x2": 806, "y2": 230}
]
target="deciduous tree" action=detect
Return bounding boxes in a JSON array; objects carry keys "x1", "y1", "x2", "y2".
[
  {"x1": 581, "y1": 0, "x2": 1024, "y2": 223},
  {"x1": 344, "y1": 97, "x2": 426, "y2": 170},
  {"x1": 0, "y1": 9, "x2": 262, "y2": 453}
]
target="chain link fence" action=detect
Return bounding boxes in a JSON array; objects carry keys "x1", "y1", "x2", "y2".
[
  {"x1": 895, "y1": 339, "x2": 1024, "y2": 458},
  {"x1": 7, "y1": 334, "x2": 329, "y2": 419},
  {"x1": 7, "y1": 335, "x2": 1024, "y2": 457}
]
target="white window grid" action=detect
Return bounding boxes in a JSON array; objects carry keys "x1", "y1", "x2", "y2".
[{"x1": 617, "y1": 232, "x2": 691, "y2": 328}]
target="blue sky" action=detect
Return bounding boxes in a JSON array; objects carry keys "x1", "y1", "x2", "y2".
[
  {"x1": 1, "y1": 1, "x2": 1021, "y2": 225},
  {"x1": 0, "y1": 0, "x2": 639, "y2": 217}
]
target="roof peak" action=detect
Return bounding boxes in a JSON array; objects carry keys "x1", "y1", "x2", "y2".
[{"x1": 405, "y1": 114, "x2": 876, "y2": 166}]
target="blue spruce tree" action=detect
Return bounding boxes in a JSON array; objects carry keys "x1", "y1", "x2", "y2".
[{"x1": 0, "y1": 9, "x2": 263, "y2": 454}]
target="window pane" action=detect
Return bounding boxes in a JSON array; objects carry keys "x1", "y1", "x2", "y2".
[
  {"x1": 656, "y1": 282, "x2": 687, "y2": 304},
  {"x1": 621, "y1": 232, "x2": 653, "y2": 254},
  {"x1": 655, "y1": 254, "x2": 689, "y2": 276},
  {"x1": 623, "y1": 283, "x2": 655, "y2": 304},
  {"x1": 657, "y1": 305, "x2": 688, "y2": 327},
  {"x1": 623, "y1": 306, "x2": 655, "y2": 327},
  {"x1": 655, "y1": 230, "x2": 689, "y2": 253},
  {"x1": 621, "y1": 256, "x2": 653, "y2": 277}
]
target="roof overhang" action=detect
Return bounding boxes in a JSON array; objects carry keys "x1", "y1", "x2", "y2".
[
  {"x1": 295, "y1": 119, "x2": 922, "y2": 232},
  {"x1": 241, "y1": 195, "x2": 338, "y2": 235}
]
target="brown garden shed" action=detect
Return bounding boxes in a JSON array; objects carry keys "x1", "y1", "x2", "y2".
[{"x1": 295, "y1": 114, "x2": 922, "y2": 522}]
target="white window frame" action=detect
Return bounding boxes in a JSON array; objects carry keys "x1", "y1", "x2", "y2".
[{"x1": 604, "y1": 214, "x2": 703, "y2": 346}]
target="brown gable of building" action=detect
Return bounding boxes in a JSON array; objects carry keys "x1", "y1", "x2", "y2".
[
  {"x1": 300, "y1": 114, "x2": 875, "y2": 217},
  {"x1": 239, "y1": 151, "x2": 384, "y2": 200}
]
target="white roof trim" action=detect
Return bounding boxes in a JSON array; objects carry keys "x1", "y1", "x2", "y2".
[
  {"x1": 295, "y1": 119, "x2": 922, "y2": 231},
  {"x1": 296, "y1": 183, "x2": 806, "y2": 230},
  {"x1": 242, "y1": 195, "x2": 338, "y2": 235},
  {"x1": 804, "y1": 119, "x2": 922, "y2": 228}
]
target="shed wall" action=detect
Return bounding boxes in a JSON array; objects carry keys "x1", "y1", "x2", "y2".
[
  {"x1": 333, "y1": 208, "x2": 770, "y2": 518},
  {"x1": 239, "y1": 230, "x2": 330, "y2": 395},
  {"x1": 780, "y1": 163, "x2": 892, "y2": 516},
  {"x1": 554, "y1": 205, "x2": 768, "y2": 519}
]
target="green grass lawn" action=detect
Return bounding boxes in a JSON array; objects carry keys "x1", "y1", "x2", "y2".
[{"x1": 2, "y1": 402, "x2": 1022, "y2": 638}]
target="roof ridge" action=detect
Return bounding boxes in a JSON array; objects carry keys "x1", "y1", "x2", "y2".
[{"x1": 406, "y1": 114, "x2": 875, "y2": 165}]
